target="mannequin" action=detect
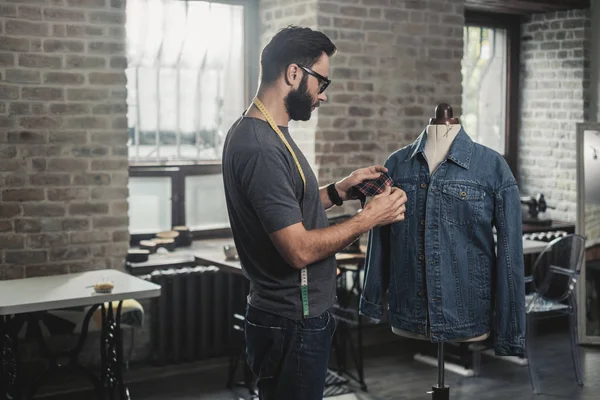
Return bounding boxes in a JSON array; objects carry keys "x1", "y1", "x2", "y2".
[
  {"x1": 391, "y1": 103, "x2": 490, "y2": 344},
  {"x1": 360, "y1": 102, "x2": 526, "y2": 400}
]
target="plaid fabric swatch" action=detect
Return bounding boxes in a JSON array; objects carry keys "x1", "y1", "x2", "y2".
[{"x1": 348, "y1": 173, "x2": 394, "y2": 208}]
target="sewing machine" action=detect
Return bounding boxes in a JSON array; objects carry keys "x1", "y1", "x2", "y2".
[{"x1": 520, "y1": 193, "x2": 554, "y2": 226}]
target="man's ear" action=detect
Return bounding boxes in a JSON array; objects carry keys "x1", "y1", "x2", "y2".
[{"x1": 284, "y1": 64, "x2": 299, "y2": 87}]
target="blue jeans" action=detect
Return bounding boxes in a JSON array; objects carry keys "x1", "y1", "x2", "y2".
[{"x1": 244, "y1": 304, "x2": 336, "y2": 400}]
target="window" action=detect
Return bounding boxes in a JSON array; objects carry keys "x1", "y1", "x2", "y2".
[
  {"x1": 125, "y1": 0, "x2": 258, "y2": 241},
  {"x1": 462, "y1": 11, "x2": 520, "y2": 175}
]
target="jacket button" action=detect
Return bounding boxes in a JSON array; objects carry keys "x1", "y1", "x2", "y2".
[
  {"x1": 460, "y1": 191, "x2": 467, "y2": 197},
  {"x1": 419, "y1": 255, "x2": 424, "y2": 261},
  {"x1": 420, "y1": 183, "x2": 427, "y2": 189},
  {"x1": 418, "y1": 291, "x2": 423, "y2": 296},
  {"x1": 420, "y1": 220, "x2": 425, "y2": 226}
]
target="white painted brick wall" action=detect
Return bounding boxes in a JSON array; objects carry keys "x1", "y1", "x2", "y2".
[{"x1": 519, "y1": 9, "x2": 591, "y2": 222}]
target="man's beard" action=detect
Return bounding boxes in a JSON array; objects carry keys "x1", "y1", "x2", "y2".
[{"x1": 284, "y1": 77, "x2": 318, "y2": 121}]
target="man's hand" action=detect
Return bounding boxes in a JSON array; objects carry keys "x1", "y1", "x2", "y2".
[
  {"x1": 335, "y1": 165, "x2": 388, "y2": 201},
  {"x1": 360, "y1": 185, "x2": 407, "y2": 227}
]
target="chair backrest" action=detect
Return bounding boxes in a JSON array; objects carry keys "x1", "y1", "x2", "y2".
[{"x1": 530, "y1": 233, "x2": 586, "y2": 303}]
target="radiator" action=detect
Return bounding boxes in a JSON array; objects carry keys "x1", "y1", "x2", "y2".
[{"x1": 141, "y1": 266, "x2": 249, "y2": 365}]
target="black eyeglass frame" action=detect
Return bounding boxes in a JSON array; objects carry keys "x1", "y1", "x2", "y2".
[{"x1": 296, "y1": 64, "x2": 331, "y2": 94}]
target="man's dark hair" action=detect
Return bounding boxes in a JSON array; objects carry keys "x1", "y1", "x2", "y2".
[{"x1": 259, "y1": 26, "x2": 336, "y2": 86}]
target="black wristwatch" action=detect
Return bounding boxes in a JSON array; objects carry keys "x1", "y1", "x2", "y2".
[{"x1": 327, "y1": 183, "x2": 343, "y2": 206}]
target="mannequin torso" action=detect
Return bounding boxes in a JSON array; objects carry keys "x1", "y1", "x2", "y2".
[{"x1": 391, "y1": 122, "x2": 490, "y2": 343}]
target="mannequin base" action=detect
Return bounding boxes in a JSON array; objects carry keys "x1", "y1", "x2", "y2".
[{"x1": 428, "y1": 385, "x2": 450, "y2": 400}]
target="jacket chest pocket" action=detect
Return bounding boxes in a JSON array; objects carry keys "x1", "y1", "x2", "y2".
[{"x1": 441, "y1": 183, "x2": 485, "y2": 226}]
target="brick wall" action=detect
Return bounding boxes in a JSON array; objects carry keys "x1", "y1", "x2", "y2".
[
  {"x1": 592, "y1": 0, "x2": 599, "y2": 121},
  {"x1": 259, "y1": 0, "x2": 465, "y2": 216},
  {"x1": 259, "y1": 0, "x2": 319, "y2": 169},
  {"x1": 519, "y1": 9, "x2": 591, "y2": 222},
  {"x1": 0, "y1": 0, "x2": 129, "y2": 280}
]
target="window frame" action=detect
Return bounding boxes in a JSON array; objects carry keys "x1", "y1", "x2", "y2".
[
  {"x1": 464, "y1": 10, "x2": 522, "y2": 179},
  {"x1": 127, "y1": 0, "x2": 259, "y2": 245}
]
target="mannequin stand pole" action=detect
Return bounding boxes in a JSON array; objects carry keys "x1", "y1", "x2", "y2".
[{"x1": 428, "y1": 343, "x2": 450, "y2": 400}]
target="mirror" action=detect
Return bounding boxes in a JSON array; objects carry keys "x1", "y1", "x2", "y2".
[{"x1": 576, "y1": 122, "x2": 600, "y2": 344}]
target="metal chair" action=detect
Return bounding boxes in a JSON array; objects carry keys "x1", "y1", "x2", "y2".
[{"x1": 525, "y1": 234, "x2": 585, "y2": 394}]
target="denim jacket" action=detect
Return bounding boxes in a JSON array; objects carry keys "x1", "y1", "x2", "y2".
[{"x1": 360, "y1": 127, "x2": 526, "y2": 357}]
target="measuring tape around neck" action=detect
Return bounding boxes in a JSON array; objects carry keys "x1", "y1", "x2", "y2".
[{"x1": 251, "y1": 98, "x2": 310, "y2": 318}]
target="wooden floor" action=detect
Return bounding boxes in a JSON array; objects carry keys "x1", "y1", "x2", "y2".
[{"x1": 44, "y1": 331, "x2": 600, "y2": 400}]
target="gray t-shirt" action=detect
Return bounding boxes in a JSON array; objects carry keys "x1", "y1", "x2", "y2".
[{"x1": 222, "y1": 116, "x2": 336, "y2": 320}]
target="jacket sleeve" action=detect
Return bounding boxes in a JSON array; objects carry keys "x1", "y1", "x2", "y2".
[
  {"x1": 359, "y1": 221, "x2": 391, "y2": 322},
  {"x1": 493, "y1": 182, "x2": 526, "y2": 356}
]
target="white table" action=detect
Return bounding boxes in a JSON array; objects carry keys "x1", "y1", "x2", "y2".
[{"x1": 0, "y1": 269, "x2": 161, "y2": 400}]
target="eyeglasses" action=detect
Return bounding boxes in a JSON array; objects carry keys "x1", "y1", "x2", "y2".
[{"x1": 297, "y1": 64, "x2": 331, "y2": 94}]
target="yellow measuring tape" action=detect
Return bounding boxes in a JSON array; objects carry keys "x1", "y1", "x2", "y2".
[{"x1": 252, "y1": 98, "x2": 310, "y2": 318}]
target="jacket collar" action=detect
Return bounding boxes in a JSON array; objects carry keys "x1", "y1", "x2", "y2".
[{"x1": 406, "y1": 125, "x2": 473, "y2": 169}]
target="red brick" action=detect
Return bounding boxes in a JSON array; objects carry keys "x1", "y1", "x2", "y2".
[
  {"x1": 91, "y1": 159, "x2": 128, "y2": 171},
  {"x1": 32, "y1": 158, "x2": 47, "y2": 172},
  {"x1": 5, "y1": 250, "x2": 47, "y2": 265},
  {"x1": 0, "y1": 53, "x2": 15, "y2": 67},
  {"x1": 44, "y1": 39, "x2": 84, "y2": 53},
  {"x1": 19, "y1": 54, "x2": 62, "y2": 68},
  {"x1": 44, "y1": 71, "x2": 85, "y2": 85},
  {"x1": 22, "y1": 87, "x2": 63, "y2": 101},
  {"x1": 91, "y1": 188, "x2": 127, "y2": 200},
  {"x1": 0, "y1": 235, "x2": 25, "y2": 249},
  {"x1": 7, "y1": 131, "x2": 47, "y2": 143},
  {"x1": 49, "y1": 130, "x2": 88, "y2": 143},
  {"x1": 62, "y1": 218, "x2": 90, "y2": 231},
  {"x1": 14, "y1": 219, "x2": 42, "y2": 233},
  {"x1": 65, "y1": 55, "x2": 105, "y2": 69},
  {"x1": 20, "y1": 116, "x2": 62, "y2": 129},
  {"x1": 29, "y1": 174, "x2": 71, "y2": 186},
  {"x1": 89, "y1": 11, "x2": 124, "y2": 24},
  {"x1": 3, "y1": 189, "x2": 45, "y2": 202},
  {"x1": 43, "y1": 8, "x2": 86, "y2": 21},
  {"x1": 0, "y1": 4, "x2": 17, "y2": 17},
  {"x1": 66, "y1": 24, "x2": 104, "y2": 37},
  {"x1": 0, "y1": 205, "x2": 22, "y2": 218},
  {"x1": 93, "y1": 216, "x2": 127, "y2": 228},
  {"x1": 47, "y1": 158, "x2": 88, "y2": 172},
  {"x1": 0, "y1": 85, "x2": 19, "y2": 100},
  {"x1": 70, "y1": 203, "x2": 109, "y2": 215},
  {"x1": 0, "y1": 37, "x2": 31, "y2": 52},
  {"x1": 65, "y1": 116, "x2": 108, "y2": 129},
  {"x1": 0, "y1": 160, "x2": 23, "y2": 172},
  {"x1": 23, "y1": 204, "x2": 66, "y2": 217},
  {"x1": 88, "y1": 41, "x2": 124, "y2": 54},
  {"x1": 72, "y1": 145, "x2": 109, "y2": 157},
  {"x1": 50, "y1": 246, "x2": 90, "y2": 261},
  {"x1": 0, "y1": 220, "x2": 13, "y2": 232},
  {"x1": 47, "y1": 188, "x2": 89, "y2": 201},
  {"x1": 6, "y1": 20, "x2": 48, "y2": 37},
  {"x1": 71, "y1": 231, "x2": 110, "y2": 244},
  {"x1": 67, "y1": 0, "x2": 107, "y2": 7},
  {"x1": 25, "y1": 265, "x2": 68, "y2": 278},
  {"x1": 18, "y1": 5, "x2": 43, "y2": 20},
  {"x1": 28, "y1": 233, "x2": 69, "y2": 248},
  {"x1": 49, "y1": 103, "x2": 89, "y2": 115},
  {"x1": 73, "y1": 173, "x2": 111, "y2": 186},
  {"x1": 89, "y1": 72, "x2": 126, "y2": 85},
  {"x1": 109, "y1": 55, "x2": 127, "y2": 69},
  {"x1": 67, "y1": 88, "x2": 109, "y2": 101},
  {"x1": 0, "y1": 117, "x2": 15, "y2": 129},
  {"x1": 9, "y1": 103, "x2": 31, "y2": 115},
  {"x1": 112, "y1": 230, "x2": 129, "y2": 242}
]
